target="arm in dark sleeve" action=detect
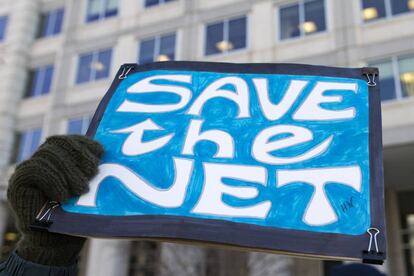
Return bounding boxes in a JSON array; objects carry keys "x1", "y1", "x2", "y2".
[{"x1": 0, "y1": 251, "x2": 77, "y2": 276}]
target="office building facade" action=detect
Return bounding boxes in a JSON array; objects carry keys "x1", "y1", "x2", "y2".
[{"x1": 0, "y1": 0, "x2": 413, "y2": 275}]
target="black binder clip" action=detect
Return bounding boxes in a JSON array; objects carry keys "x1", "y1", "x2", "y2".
[
  {"x1": 30, "y1": 201, "x2": 60, "y2": 231},
  {"x1": 362, "y1": 227, "x2": 384, "y2": 265}
]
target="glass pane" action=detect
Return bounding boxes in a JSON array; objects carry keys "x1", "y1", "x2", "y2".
[
  {"x1": 229, "y1": 17, "x2": 247, "y2": 51},
  {"x1": 68, "y1": 119, "x2": 84, "y2": 134},
  {"x1": 24, "y1": 71, "x2": 35, "y2": 98},
  {"x1": 391, "y1": 0, "x2": 414, "y2": 15},
  {"x1": 370, "y1": 60, "x2": 397, "y2": 101},
  {"x1": 139, "y1": 38, "x2": 155, "y2": 64},
  {"x1": 205, "y1": 22, "x2": 224, "y2": 55},
  {"x1": 0, "y1": 16, "x2": 8, "y2": 41},
  {"x1": 87, "y1": 0, "x2": 101, "y2": 22},
  {"x1": 362, "y1": 0, "x2": 386, "y2": 22},
  {"x1": 280, "y1": 4, "x2": 300, "y2": 39},
  {"x1": 29, "y1": 70, "x2": 41, "y2": 97},
  {"x1": 76, "y1": 53, "x2": 93, "y2": 84},
  {"x1": 105, "y1": 0, "x2": 118, "y2": 17},
  {"x1": 53, "y1": 9, "x2": 64, "y2": 35},
  {"x1": 304, "y1": 0, "x2": 326, "y2": 35},
  {"x1": 398, "y1": 56, "x2": 414, "y2": 98},
  {"x1": 95, "y1": 49, "x2": 112, "y2": 80},
  {"x1": 16, "y1": 132, "x2": 29, "y2": 162},
  {"x1": 30, "y1": 129, "x2": 42, "y2": 155},
  {"x1": 145, "y1": 0, "x2": 159, "y2": 7},
  {"x1": 40, "y1": 13, "x2": 51, "y2": 37},
  {"x1": 16, "y1": 129, "x2": 42, "y2": 162},
  {"x1": 159, "y1": 33, "x2": 176, "y2": 61},
  {"x1": 41, "y1": 65, "x2": 54, "y2": 95}
]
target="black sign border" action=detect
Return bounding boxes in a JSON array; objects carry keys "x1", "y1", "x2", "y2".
[{"x1": 47, "y1": 62, "x2": 386, "y2": 261}]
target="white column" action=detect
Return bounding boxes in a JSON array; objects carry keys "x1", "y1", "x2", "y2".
[
  {"x1": 112, "y1": 34, "x2": 137, "y2": 75},
  {"x1": 385, "y1": 189, "x2": 406, "y2": 276},
  {"x1": 0, "y1": 0, "x2": 39, "y2": 185},
  {"x1": 84, "y1": 239, "x2": 131, "y2": 276},
  {"x1": 250, "y1": 1, "x2": 274, "y2": 63}
]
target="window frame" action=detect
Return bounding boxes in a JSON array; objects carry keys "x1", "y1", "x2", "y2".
[
  {"x1": 144, "y1": 0, "x2": 176, "y2": 8},
  {"x1": 0, "y1": 15, "x2": 8, "y2": 42},
  {"x1": 138, "y1": 32, "x2": 177, "y2": 64},
  {"x1": 14, "y1": 128, "x2": 43, "y2": 163},
  {"x1": 277, "y1": 0, "x2": 328, "y2": 41},
  {"x1": 85, "y1": 0, "x2": 118, "y2": 23},
  {"x1": 360, "y1": 0, "x2": 414, "y2": 24},
  {"x1": 38, "y1": 8, "x2": 65, "y2": 38},
  {"x1": 203, "y1": 15, "x2": 249, "y2": 57},
  {"x1": 368, "y1": 54, "x2": 414, "y2": 102},
  {"x1": 67, "y1": 115, "x2": 92, "y2": 135},
  {"x1": 75, "y1": 48, "x2": 113, "y2": 85},
  {"x1": 25, "y1": 65, "x2": 54, "y2": 98}
]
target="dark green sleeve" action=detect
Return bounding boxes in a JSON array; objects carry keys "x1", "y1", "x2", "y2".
[{"x1": 0, "y1": 251, "x2": 78, "y2": 276}]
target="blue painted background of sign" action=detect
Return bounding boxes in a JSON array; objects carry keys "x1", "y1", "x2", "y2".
[{"x1": 63, "y1": 70, "x2": 370, "y2": 235}]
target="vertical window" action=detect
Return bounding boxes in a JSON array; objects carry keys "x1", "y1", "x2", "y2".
[
  {"x1": 138, "y1": 33, "x2": 176, "y2": 64},
  {"x1": 369, "y1": 55, "x2": 414, "y2": 101},
  {"x1": 361, "y1": 0, "x2": 414, "y2": 22},
  {"x1": 144, "y1": 0, "x2": 176, "y2": 8},
  {"x1": 280, "y1": 5, "x2": 300, "y2": 39},
  {"x1": 76, "y1": 48, "x2": 112, "y2": 84},
  {"x1": 14, "y1": 128, "x2": 42, "y2": 163},
  {"x1": 399, "y1": 56, "x2": 414, "y2": 98},
  {"x1": 0, "y1": 15, "x2": 8, "y2": 42},
  {"x1": 38, "y1": 8, "x2": 64, "y2": 38},
  {"x1": 67, "y1": 116, "x2": 91, "y2": 135},
  {"x1": 390, "y1": 0, "x2": 414, "y2": 15},
  {"x1": 86, "y1": 0, "x2": 118, "y2": 23},
  {"x1": 279, "y1": 0, "x2": 326, "y2": 40},
  {"x1": 205, "y1": 16, "x2": 247, "y2": 56},
  {"x1": 362, "y1": 0, "x2": 387, "y2": 22},
  {"x1": 25, "y1": 65, "x2": 54, "y2": 98}
]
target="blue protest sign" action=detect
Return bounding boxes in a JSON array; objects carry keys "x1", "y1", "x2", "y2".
[{"x1": 41, "y1": 62, "x2": 385, "y2": 263}]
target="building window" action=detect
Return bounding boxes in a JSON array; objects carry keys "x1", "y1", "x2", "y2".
[
  {"x1": 0, "y1": 15, "x2": 8, "y2": 42},
  {"x1": 279, "y1": 0, "x2": 326, "y2": 40},
  {"x1": 38, "y1": 8, "x2": 64, "y2": 38},
  {"x1": 205, "y1": 16, "x2": 247, "y2": 56},
  {"x1": 144, "y1": 0, "x2": 176, "y2": 8},
  {"x1": 76, "y1": 48, "x2": 112, "y2": 84},
  {"x1": 369, "y1": 55, "x2": 414, "y2": 101},
  {"x1": 86, "y1": 0, "x2": 118, "y2": 23},
  {"x1": 128, "y1": 241, "x2": 160, "y2": 276},
  {"x1": 25, "y1": 65, "x2": 54, "y2": 98},
  {"x1": 67, "y1": 116, "x2": 91, "y2": 135},
  {"x1": 361, "y1": 0, "x2": 414, "y2": 22},
  {"x1": 139, "y1": 33, "x2": 176, "y2": 64},
  {"x1": 14, "y1": 128, "x2": 42, "y2": 163}
]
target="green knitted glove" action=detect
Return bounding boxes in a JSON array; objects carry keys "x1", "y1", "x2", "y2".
[{"x1": 7, "y1": 135, "x2": 104, "y2": 266}]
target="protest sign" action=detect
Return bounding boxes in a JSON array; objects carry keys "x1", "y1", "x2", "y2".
[{"x1": 37, "y1": 62, "x2": 386, "y2": 263}]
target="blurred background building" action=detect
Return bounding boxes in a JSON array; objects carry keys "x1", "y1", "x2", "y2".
[{"x1": 0, "y1": 0, "x2": 413, "y2": 275}]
